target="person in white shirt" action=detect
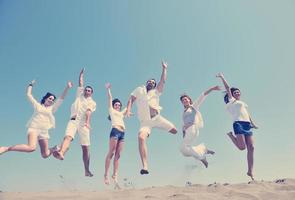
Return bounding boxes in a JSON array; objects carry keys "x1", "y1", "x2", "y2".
[
  {"x1": 0, "y1": 80, "x2": 72, "y2": 158},
  {"x1": 53, "y1": 68, "x2": 96, "y2": 177},
  {"x1": 216, "y1": 72, "x2": 258, "y2": 180},
  {"x1": 104, "y1": 83, "x2": 127, "y2": 187},
  {"x1": 126, "y1": 60, "x2": 177, "y2": 175},
  {"x1": 180, "y1": 85, "x2": 221, "y2": 168}
]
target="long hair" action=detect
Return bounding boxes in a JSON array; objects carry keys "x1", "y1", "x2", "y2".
[
  {"x1": 41, "y1": 92, "x2": 56, "y2": 105},
  {"x1": 224, "y1": 87, "x2": 240, "y2": 104}
]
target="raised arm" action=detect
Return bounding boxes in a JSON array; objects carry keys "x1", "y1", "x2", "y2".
[
  {"x1": 126, "y1": 95, "x2": 136, "y2": 117},
  {"x1": 60, "y1": 81, "x2": 73, "y2": 100},
  {"x1": 52, "y1": 81, "x2": 73, "y2": 113},
  {"x1": 156, "y1": 60, "x2": 168, "y2": 93},
  {"x1": 26, "y1": 80, "x2": 38, "y2": 107},
  {"x1": 79, "y1": 68, "x2": 85, "y2": 87},
  {"x1": 216, "y1": 73, "x2": 232, "y2": 99},
  {"x1": 193, "y1": 85, "x2": 221, "y2": 109},
  {"x1": 105, "y1": 83, "x2": 113, "y2": 108}
]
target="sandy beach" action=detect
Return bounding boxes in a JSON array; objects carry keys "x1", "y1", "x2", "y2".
[{"x1": 1, "y1": 178, "x2": 294, "y2": 200}]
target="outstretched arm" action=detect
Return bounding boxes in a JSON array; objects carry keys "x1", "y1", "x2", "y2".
[
  {"x1": 156, "y1": 60, "x2": 168, "y2": 93},
  {"x1": 60, "y1": 81, "x2": 73, "y2": 100},
  {"x1": 52, "y1": 81, "x2": 73, "y2": 113},
  {"x1": 126, "y1": 95, "x2": 136, "y2": 117},
  {"x1": 26, "y1": 80, "x2": 38, "y2": 107},
  {"x1": 204, "y1": 85, "x2": 222, "y2": 96},
  {"x1": 216, "y1": 72, "x2": 232, "y2": 99},
  {"x1": 194, "y1": 85, "x2": 222, "y2": 109},
  {"x1": 79, "y1": 68, "x2": 85, "y2": 87},
  {"x1": 105, "y1": 83, "x2": 113, "y2": 108}
]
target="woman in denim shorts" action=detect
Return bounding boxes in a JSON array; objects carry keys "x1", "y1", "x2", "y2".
[
  {"x1": 217, "y1": 73, "x2": 258, "y2": 180},
  {"x1": 104, "y1": 83, "x2": 127, "y2": 188}
]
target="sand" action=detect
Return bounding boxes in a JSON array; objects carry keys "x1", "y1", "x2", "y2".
[{"x1": 1, "y1": 178, "x2": 295, "y2": 200}]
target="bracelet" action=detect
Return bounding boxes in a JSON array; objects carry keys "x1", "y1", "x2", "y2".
[{"x1": 29, "y1": 83, "x2": 33, "y2": 87}]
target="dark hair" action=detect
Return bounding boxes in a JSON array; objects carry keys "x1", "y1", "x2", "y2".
[
  {"x1": 85, "y1": 86, "x2": 93, "y2": 93},
  {"x1": 146, "y1": 78, "x2": 157, "y2": 88},
  {"x1": 180, "y1": 94, "x2": 193, "y2": 105},
  {"x1": 224, "y1": 87, "x2": 240, "y2": 104},
  {"x1": 112, "y1": 98, "x2": 122, "y2": 108},
  {"x1": 41, "y1": 92, "x2": 56, "y2": 104},
  {"x1": 108, "y1": 98, "x2": 122, "y2": 121}
]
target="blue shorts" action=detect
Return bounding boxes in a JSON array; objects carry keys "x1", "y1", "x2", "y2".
[
  {"x1": 233, "y1": 121, "x2": 253, "y2": 136},
  {"x1": 110, "y1": 128, "x2": 125, "y2": 141}
]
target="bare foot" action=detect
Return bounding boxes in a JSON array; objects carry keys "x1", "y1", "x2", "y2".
[
  {"x1": 104, "y1": 175, "x2": 110, "y2": 185},
  {"x1": 201, "y1": 158, "x2": 208, "y2": 168},
  {"x1": 247, "y1": 172, "x2": 254, "y2": 180},
  {"x1": 85, "y1": 171, "x2": 93, "y2": 177},
  {"x1": 112, "y1": 174, "x2": 118, "y2": 184},
  {"x1": 53, "y1": 151, "x2": 64, "y2": 160},
  {"x1": 0, "y1": 146, "x2": 9, "y2": 155},
  {"x1": 207, "y1": 149, "x2": 215, "y2": 155}
]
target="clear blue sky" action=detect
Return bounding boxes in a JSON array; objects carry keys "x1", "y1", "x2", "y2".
[{"x1": 0, "y1": 0, "x2": 294, "y2": 192}]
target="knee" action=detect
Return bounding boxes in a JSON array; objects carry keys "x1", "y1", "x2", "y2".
[
  {"x1": 238, "y1": 145, "x2": 246, "y2": 151},
  {"x1": 138, "y1": 134, "x2": 146, "y2": 142},
  {"x1": 170, "y1": 128, "x2": 177, "y2": 134},
  {"x1": 41, "y1": 153, "x2": 49, "y2": 159},
  {"x1": 247, "y1": 144, "x2": 254, "y2": 152},
  {"x1": 114, "y1": 153, "x2": 121, "y2": 160},
  {"x1": 107, "y1": 152, "x2": 115, "y2": 159},
  {"x1": 28, "y1": 146, "x2": 37, "y2": 152}
]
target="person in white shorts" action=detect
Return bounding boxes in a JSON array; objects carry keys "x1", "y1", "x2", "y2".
[
  {"x1": 216, "y1": 72, "x2": 258, "y2": 180},
  {"x1": 104, "y1": 83, "x2": 127, "y2": 188},
  {"x1": 126, "y1": 60, "x2": 177, "y2": 175},
  {"x1": 0, "y1": 80, "x2": 72, "y2": 158},
  {"x1": 179, "y1": 85, "x2": 221, "y2": 168},
  {"x1": 53, "y1": 68, "x2": 96, "y2": 177}
]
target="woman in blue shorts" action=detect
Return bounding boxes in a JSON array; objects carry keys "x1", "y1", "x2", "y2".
[
  {"x1": 216, "y1": 73, "x2": 258, "y2": 180},
  {"x1": 104, "y1": 83, "x2": 127, "y2": 187}
]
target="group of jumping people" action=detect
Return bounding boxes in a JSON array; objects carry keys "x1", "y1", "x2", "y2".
[{"x1": 0, "y1": 61, "x2": 258, "y2": 187}]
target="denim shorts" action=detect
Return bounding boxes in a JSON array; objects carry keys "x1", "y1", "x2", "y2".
[
  {"x1": 233, "y1": 121, "x2": 253, "y2": 136},
  {"x1": 110, "y1": 128, "x2": 125, "y2": 141}
]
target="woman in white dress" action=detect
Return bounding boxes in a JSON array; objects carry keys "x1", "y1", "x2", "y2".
[
  {"x1": 0, "y1": 80, "x2": 72, "y2": 158},
  {"x1": 180, "y1": 85, "x2": 221, "y2": 167}
]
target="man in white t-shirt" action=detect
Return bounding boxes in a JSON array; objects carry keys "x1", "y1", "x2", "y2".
[
  {"x1": 53, "y1": 68, "x2": 96, "y2": 177},
  {"x1": 126, "y1": 61, "x2": 177, "y2": 175}
]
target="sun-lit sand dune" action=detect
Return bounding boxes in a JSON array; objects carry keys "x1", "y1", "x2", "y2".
[{"x1": 1, "y1": 178, "x2": 295, "y2": 200}]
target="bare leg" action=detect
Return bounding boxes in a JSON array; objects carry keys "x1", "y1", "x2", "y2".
[
  {"x1": 104, "y1": 138, "x2": 118, "y2": 185},
  {"x1": 138, "y1": 131, "x2": 149, "y2": 174},
  {"x1": 112, "y1": 140, "x2": 124, "y2": 183},
  {"x1": 82, "y1": 145, "x2": 93, "y2": 177},
  {"x1": 54, "y1": 136, "x2": 72, "y2": 160},
  {"x1": 200, "y1": 158, "x2": 208, "y2": 168},
  {"x1": 227, "y1": 132, "x2": 246, "y2": 150},
  {"x1": 245, "y1": 135, "x2": 255, "y2": 180},
  {"x1": 39, "y1": 139, "x2": 51, "y2": 158},
  {"x1": 6, "y1": 132, "x2": 38, "y2": 153}
]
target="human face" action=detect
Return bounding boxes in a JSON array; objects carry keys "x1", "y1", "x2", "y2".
[
  {"x1": 146, "y1": 79, "x2": 156, "y2": 91},
  {"x1": 113, "y1": 102, "x2": 122, "y2": 111},
  {"x1": 181, "y1": 96, "x2": 191, "y2": 108},
  {"x1": 84, "y1": 87, "x2": 93, "y2": 98},
  {"x1": 44, "y1": 95, "x2": 55, "y2": 107},
  {"x1": 232, "y1": 90, "x2": 241, "y2": 100}
]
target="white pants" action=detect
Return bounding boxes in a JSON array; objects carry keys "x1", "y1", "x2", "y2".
[{"x1": 179, "y1": 125, "x2": 207, "y2": 160}]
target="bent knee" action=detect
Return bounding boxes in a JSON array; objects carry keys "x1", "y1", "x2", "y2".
[
  {"x1": 237, "y1": 144, "x2": 246, "y2": 151},
  {"x1": 28, "y1": 146, "x2": 37, "y2": 152},
  {"x1": 138, "y1": 134, "x2": 147, "y2": 142},
  {"x1": 169, "y1": 128, "x2": 177, "y2": 134}
]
